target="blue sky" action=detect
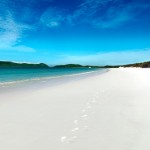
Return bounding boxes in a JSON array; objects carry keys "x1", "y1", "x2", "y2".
[{"x1": 0, "y1": 0, "x2": 150, "y2": 65}]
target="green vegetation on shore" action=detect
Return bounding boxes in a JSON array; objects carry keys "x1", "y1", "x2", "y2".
[
  {"x1": 101, "y1": 61, "x2": 150, "y2": 68},
  {"x1": 53, "y1": 64, "x2": 99, "y2": 68},
  {"x1": 0, "y1": 61, "x2": 150, "y2": 68},
  {"x1": 123, "y1": 61, "x2": 150, "y2": 68},
  {"x1": 0, "y1": 61, "x2": 49, "y2": 68},
  {"x1": 54, "y1": 61, "x2": 150, "y2": 68}
]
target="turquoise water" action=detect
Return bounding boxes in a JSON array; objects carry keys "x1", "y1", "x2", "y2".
[{"x1": 0, "y1": 68, "x2": 101, "y2": 84}]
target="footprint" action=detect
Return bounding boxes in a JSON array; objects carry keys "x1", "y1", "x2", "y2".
[
  {"x1": 81, "y1": 114, "x2": 88, "y2": 118},
  {"x1": 71, "y1": 127, "x2": 79, "y2": 132},
  {"x1": 61, "y1": 136, "x2": 67, "y2": 143},
  {"x1": 61, "y1": 91, "x2": 104, "y2": 144},
  {"x1": 81, "y1": 114, "x2": 88, "y2": 120},
  {"x1": 74, "y1": 120, "x2": 78, "y2": 125},
  {"x1": 86, "y1": 102, "x2": 92, "y2": 109}
]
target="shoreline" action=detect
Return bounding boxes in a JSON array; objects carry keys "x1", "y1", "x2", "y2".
[{"x1": 0, "y1": 69, "x2": 108, "y2": 95}]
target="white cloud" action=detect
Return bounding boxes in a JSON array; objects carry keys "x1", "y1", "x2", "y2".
[
  {"x1": 56, "y1": 49, "x2": 150, "y2": 65},
  {"x1": 0, "y1": 12, "x2": 35, "y2": 52},
  {"x1": 40, "y1": 7, "x2": 65, "y2": 28},
  {"x1": 49, "y1": 21, "x2": 59, "y2": 27}
]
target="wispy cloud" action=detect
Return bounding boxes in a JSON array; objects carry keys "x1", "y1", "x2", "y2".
[
  {"x1": 6, "y1": 0, "x2": 53, "y2": 23},
  {"x1": 56, "y1": 48, "x2": 150, "y2": 65},
  {"x1": 0, "y1": 11, "x2": 35, "y2": 52},
  {"x1": 71, "y1": 0, "x2": 150, "y2": 28},
  {"x1": 39, "y1": 0, "x2": 150, "y2": 29},
  {"x1": 40, "y1": 7, "x2": 66, "y2": 28},
  {"x1": 0, "y1": 0, "x2": 38, "y2": 52}
]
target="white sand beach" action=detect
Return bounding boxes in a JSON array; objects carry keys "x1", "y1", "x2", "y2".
[{"x1": 0, "y1": 68, "x2": 150, "y2": 150}]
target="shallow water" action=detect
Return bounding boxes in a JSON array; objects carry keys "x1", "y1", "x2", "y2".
[{"x1": 0, "y1": 68, "x2": 102, "y2": 84}]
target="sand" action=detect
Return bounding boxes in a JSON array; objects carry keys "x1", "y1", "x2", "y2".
[{"x1": 0, "y1": 68, "x2": 150, "y2": 150}]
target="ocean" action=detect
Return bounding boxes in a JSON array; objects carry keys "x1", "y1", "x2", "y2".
[{"x1": 0, "y1": 68, "x2": 102, "y2": 86}]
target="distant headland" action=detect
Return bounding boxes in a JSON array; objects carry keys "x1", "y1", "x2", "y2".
[
  {"x1": 53, "y1": 61, "x2": 150, "y2": 68},
  {"x1": 0, "y1": 61, "x2": 49, "y2": 68},
  {"x1": 0, "y1": 61, "x2": 150, "y2": 68}
]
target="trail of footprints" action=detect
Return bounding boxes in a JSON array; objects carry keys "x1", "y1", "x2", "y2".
[{"x1": 60, "y1": 88, "x2": 110, "y2": 144}]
